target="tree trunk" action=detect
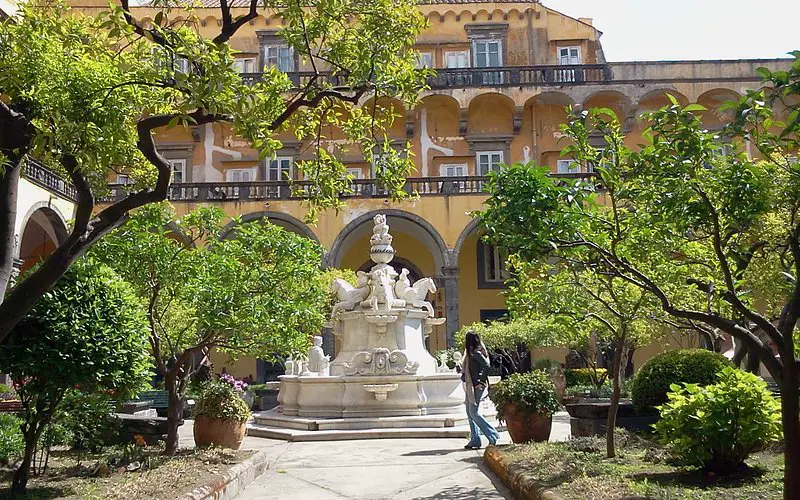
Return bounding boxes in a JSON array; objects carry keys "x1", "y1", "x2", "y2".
[
  {"x1": 11, "y1": 419, "x2": 47, "y2": 496},
  {"x1": 0, "y1": 160, "x2": 21, "y2": 299},
  {"x1": 164, "y1": 373, "x2": 185, "y2": 456},
  {"x1": 606, "y1": 336, "x2": 626, "y2": 459},
  {"x1": 781, "y1": 362, "x2": 800, "y2": 500}
]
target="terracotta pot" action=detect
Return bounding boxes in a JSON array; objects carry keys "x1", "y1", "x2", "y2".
[
  {"x1": 193, "y1": 415, "x2": 247, "y2": 449},
  {"x1": 503, "y1": 404, "x2": 552, "y2": 443}
]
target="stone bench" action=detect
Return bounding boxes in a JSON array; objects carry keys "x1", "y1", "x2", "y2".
[{"x1": 110, "y1": 413, "x2": 184, "y2": 446}]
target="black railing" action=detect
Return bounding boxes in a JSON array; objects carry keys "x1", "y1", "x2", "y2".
[
  {"x1": 22, "y1": 160, "x2": 77, "y2": 201},
  {"x1": 240, "y1": 64, "x2": 611, "y2": 90},
  {"x1": 103, "y1": 173, "x2": 595, "y2": 203}
]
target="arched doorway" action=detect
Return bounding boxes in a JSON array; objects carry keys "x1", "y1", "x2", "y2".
[
  {"x1": 328, "y1": 210, "x2": 449, "y2": 353},
  {"x1": 17, "y1": 206, "x2": 68, "y2": 274}
]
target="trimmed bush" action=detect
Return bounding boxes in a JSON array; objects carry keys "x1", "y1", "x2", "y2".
[
  {"x1": 564, "y1": 368, "x2": 607, "y2": 387},
  {"x1": 631, "y1": 349, "x2": 731, "y2": 413},
  {"x1": 654, "y1": 367, "x2": 782, "y2": 472},
  {"x1": 490, "y1": 370, "x2": 561, "y2": 422}
]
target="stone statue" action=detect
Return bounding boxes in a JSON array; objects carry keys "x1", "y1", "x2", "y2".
[
  {"x1": 331, "y1": 271, "x2": 370, "y2": 318},
  {"x1": 394, "y1": 268, "x2": 436, "y2": 317},
  {"x1": 307, "y1": 336, "x2": 330, "y2": 376},
  {"x1": 362, "y1": 268, "x2": 405, "y2": 311},
  {"x1": 370, "y1": 214, "x2": 391, "y2": 246}
]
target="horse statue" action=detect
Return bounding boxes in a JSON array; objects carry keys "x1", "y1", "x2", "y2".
[
  {"x1": 330, "y1": 271, "x2": 369, "y2": 318},
  {"x1": 394, "y1": 268, "x2": 436, "y2": 317}
]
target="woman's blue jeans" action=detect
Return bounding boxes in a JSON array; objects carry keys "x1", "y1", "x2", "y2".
[{"x1": 466, "y1": 384, "x2": 500, "y2": 447}]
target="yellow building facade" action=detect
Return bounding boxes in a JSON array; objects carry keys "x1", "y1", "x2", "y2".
[{"x1": 74, "y1": 0, "x2": 791, "y2": 380}]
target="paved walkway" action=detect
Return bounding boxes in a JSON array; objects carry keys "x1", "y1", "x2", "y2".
[{"x1": 178, "y1": 412, "x2": 572, "y2": 500}]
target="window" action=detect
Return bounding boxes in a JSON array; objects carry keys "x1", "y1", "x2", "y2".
[
  {"x1": 440, "y1": 164, "x2": 467, "y2": 177},
  {"x1": 262, "y1": 45, "x2": 294, "y2": 72},
  {"x1": 169, "y1": 159, "x2": 186, "y2": 183},
  {"x1": 473, "y1": 40, "x2": 502, "y2": 68},
  {"x1": 226, "y1": 168, "x2": 254, "y2": 182},
  {"x1": 558, "y1": 46, "x2": 581, "y2": 65},
  {"x1": 416, "y1": 51, "x2": 433, "y2": 69},
  {"x1": 444, "y1": 50, "x2": 470, "y2": 69},
  {"x1": 345, "y1": 167, "x2": 363, "y2": 179},
  {"x1": 233, "y1": 58, "x2": 257, "y2": 74},
  {"x1": 266, "y1": 157, "x2": 293, "y2": 181},
  {"x1": 476, "y1": 151, "x2": 503, "y2": 175},
  {"x1": 115, "y1": 174, "x2": 131, "y2": 185},
  {"x1": 479, "y1": 242, "x2": 508, "y2": 284},
  {"x1": 557, "y1": 159, "x2": 580, "y2": 174}
]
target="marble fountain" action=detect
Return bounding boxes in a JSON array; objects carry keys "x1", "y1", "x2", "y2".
[{"x1": 247, "y1": 214, "x2": 495, "y2": 441}]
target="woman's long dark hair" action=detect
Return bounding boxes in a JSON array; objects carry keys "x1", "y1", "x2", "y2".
[{"x1": 465, "y1": 330, "x2": 481, "y2": 355}]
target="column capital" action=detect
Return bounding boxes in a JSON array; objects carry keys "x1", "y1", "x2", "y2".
[{"x1": 441, "y1": 266, "x2": 460, "y2": 277}]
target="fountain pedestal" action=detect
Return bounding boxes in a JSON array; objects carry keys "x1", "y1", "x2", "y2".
[{"x1": 248, "y1": 214, "x2": 478, "y2": 439}]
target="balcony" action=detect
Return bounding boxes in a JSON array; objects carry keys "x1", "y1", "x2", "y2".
[
  {"x1": 103, "y1": 173, "x2": 593, "y2": 203},
  {"x1": 240, "y1": 64, "x2": 611, "y2": 90},
  {"x1": 22, "y1": 160, "x2": 77, "y2": 201}
]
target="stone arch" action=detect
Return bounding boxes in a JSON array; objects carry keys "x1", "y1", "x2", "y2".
[
  {"x1": 452, "y1": 218, "x2": 483, "y2": 265},
  {"x1": 328, "y1": 210, "x2": 449, "y2": 273},
  {"x1": 582, "y1": 90, "x2": 634, "y2": 122},
  {"x1": 636, "y1": 88, "x2": 690, "y2": 110},
  {"x1": 417, "y1": 95, "x2": 462, "y2": 176},
  {"x1": 219, "y1": 211, "x2": 319, "y2": 244},
  {"x1": 524, "y1": 92, "x2": 576, "y2": 166},
  {"x1": 16, "y1": 204, "x2": 69, "y2": 272},
  {"x1": 467, "y1": 92, "x2": 516, "y2": 136},
  {"x1": 362, "y1": 96, "x2": 407, "y2": 139},
  {"x1": 696, "y1": 89, "x2": 741, "y2": 129}
]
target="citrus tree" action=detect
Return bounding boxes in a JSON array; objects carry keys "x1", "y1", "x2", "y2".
[
  {"x1": 92, "y1": 203, "x2": 328, "y2": 455},
  {"x1": 0, "y1": 0, "x2": 426, "y2": 340},
  {"x1": 478, "y1": 52, "x2": 800, "y2": 498}
]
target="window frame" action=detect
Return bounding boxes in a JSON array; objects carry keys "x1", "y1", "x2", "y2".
[
  {"x1": 266, "y1": 156, "x2": 293, "y2": 181},
  {"x1": 558, "y1": 46, "x2": 581, "y2": 65},
  {"x1": 477, "y1": 239, "x2": 509, "y2": 289},
  {"x1": 226, "y1": 168, "x2": 256, "y2": 182},
  {"x1": 168, "y1": 159, "x2": 187, "y2": 184},
  {"x1": 440, "y1": 164, "x2": 467, "y2": 177},
  {"x1": 476, "y1": 150, "x2": 503, "y2": 176},
  {"x1": 261, "y1": 44, "x2": 294, "y2": 72},
  {"x1": 233, "y1": 58, "x2": 257, "y2": 74},
  {"x1": 557, "y1": 159, "x2": 580, "y2": 174},
  {"x1": 444, "y1": 50, "x2": 470, "y2": 69},
  {"x1": 473, "y1": 39, "x2": 502, "y2": 68},
  {"x1": 416, "y1": 51, "x2": 434, "y2": 69}
]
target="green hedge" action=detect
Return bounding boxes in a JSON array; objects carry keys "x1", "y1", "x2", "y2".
[
  {"x1": 631, "y1": 349, "x2": 732, "y2": 413},
  {"x1": 564, "y1": 368, "x2": 607, "y2": 387}
]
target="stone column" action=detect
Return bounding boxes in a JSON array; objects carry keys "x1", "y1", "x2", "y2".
[{"x1": 441, "y1": 266, "x2": 460, "y2": 348}]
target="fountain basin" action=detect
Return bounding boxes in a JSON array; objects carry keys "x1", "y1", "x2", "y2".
[{"x1": 278, "y1": 373, "x2": 465, "y2": 418}]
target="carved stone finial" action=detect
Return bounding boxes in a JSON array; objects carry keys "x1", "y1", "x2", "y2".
[{"x1": 369, "y1": 214, "x2": 394, "y2": 264}]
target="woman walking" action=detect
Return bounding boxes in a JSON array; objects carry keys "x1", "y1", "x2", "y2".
[{"x1": 462, "y1": 330, "x2": 500, "y2": 449}]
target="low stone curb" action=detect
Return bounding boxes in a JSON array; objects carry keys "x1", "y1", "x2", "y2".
[
  {"x1": 178, "y1": 449, "x2": 270, "y2": 500},
  {"x1": 483, "y1": 445, "x2": 563, "y2": 500}
]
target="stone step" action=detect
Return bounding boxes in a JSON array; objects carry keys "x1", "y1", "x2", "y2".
[
  {"x1": 253, "y1": 412, "x2": 477, "y2": 431},
  {"x1": 246, "y1": 423, "x2": 474, "y2": 442}
]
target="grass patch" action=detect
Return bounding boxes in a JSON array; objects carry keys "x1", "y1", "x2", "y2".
[
  {"x1": 0, "y1": 445, "x2": 253, "y2": 499},
  {"x1": 499, "y1": 432, "x2": 783, "y2": 499}
]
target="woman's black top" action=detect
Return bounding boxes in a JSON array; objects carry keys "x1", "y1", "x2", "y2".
[{"x1": 468, "y1": 350, "x2": 491, "y2": 386}]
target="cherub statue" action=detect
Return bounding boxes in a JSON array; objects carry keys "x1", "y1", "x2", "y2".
[{"x1": 307, "y1": 336, "x2": 330, "y2": 376}]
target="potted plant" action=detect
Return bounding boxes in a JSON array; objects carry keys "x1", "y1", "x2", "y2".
[
  {"x1": 490, "y1": 370, "x2": 561, "y2": 443},
  {"x1": 193, "y1": 381, "x2": 251, "y2": 449}
]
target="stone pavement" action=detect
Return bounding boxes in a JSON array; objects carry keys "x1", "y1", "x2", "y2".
[{"x1": 178, "y1": 412, "x2": 572, "y2": 500}]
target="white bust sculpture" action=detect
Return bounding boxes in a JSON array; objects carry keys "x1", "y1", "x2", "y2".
[{"x1": 307, "y1": 336, "x2": 330, "y2": 376}]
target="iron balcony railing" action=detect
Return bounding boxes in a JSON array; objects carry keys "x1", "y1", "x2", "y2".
[
  {"x1": 239, "y1": 64, "x2": 611, "y2": 90},
  {"x1": 22, "y1": 160, "x2": 77, "y2": 201},
  {"x1": 103, "y1": 173, "x2": 594, "y2": 203}
]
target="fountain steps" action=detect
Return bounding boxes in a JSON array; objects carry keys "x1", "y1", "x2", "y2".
[{"x1": 247, "y1": 406, "x2": 499, "y2": 441}]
